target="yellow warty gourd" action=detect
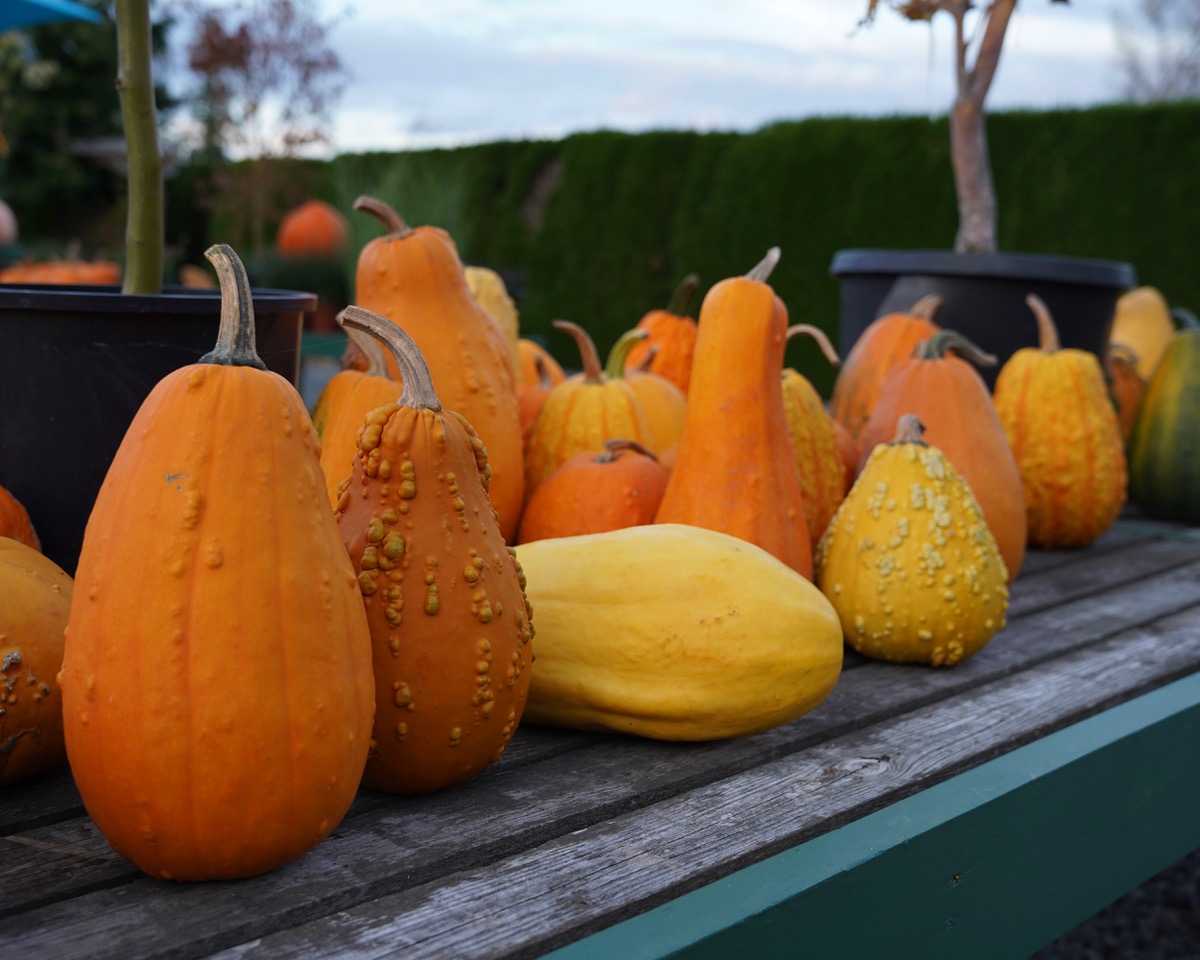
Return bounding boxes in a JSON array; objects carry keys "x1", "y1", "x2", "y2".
[
  {"x1": 816, "y1": 415, "x2": 1009, "y2": 667},
  {"x1": 514, "y1": 523, "x2": 843, "y2": 741}
]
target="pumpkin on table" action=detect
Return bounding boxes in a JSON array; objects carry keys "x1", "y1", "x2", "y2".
[
  {"x1": 654, "y1": 248, "x2": 813, "y2": 579},
  {"x1": 59, "y1": 244, "x2": 374, "y2": 881},
  {"x1": 622, "y1": 272, "x2": 701, "y2": 395},
  {"x1": 0, "y1": 538, "x2": 73, "y2": 787},
  {"x1": 517, "y1": 438, "x2": 668, "y2": 543},
  {"x1": 1127, "y1": 307, "x2": 1200, "y2": 522},
  {"x1": 524, "y1": 320, "x2": 655, "y2": 491},
  {"x1": 856, "y1": 329, "x2": 1026, "y2": 583},
  {"x1": 993, "y1": 295, "x2": 1127, "y2": 549},
  {"x1": 830, "y1": 293, "x2": 943, "y2": 441},
  {"x1": 336, "y1": 305, "x2": 533, "y2": 795},
  {"x1": 817, "y1": 414, "x2": 1009, "y2": 667},
  {"x1": 353, "y1": 195, "x2": 525, "y2": 542}
]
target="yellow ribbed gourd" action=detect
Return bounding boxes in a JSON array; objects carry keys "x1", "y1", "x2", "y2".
[
  {"x1": 514, "y1": 523, "x2": 843, "y2": 741},
  {"x1": 993, "y1": 295, "x2": 1127, "y2": 548},
  {"x1": 816, "y1": 415, "x2": 1009, "y2": 668},
  {"x1": 465, "y1": 265, "x2": 522, "y2": 381}
]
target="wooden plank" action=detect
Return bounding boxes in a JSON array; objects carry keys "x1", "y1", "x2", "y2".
[
  {"x1": 5, "y1": 558, "x2": 1200, "y2": 923},
  {"x1": 541, "y1": 672, "x2": 1200, "y2": 960},
  {"x1": 196, "y1": 611, "x2": 1200, "y2": 960},
  {"x1": 9, "y1": 606, "x2": 1199, "y2": 960}
]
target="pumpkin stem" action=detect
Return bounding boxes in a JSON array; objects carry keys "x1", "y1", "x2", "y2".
[
  {"x1": 533, "y1": 352, "x2": 554, "y2": 391},
  {"x1": 1106, "y1": 342, "x2": 1141, "y2": 369},
  {"x1": 666, "y1": 273, "x2": 701, "y2": 316},
  {"x1": 1025, "y1": 294, "x2": 1060, "y2": 352},
  {"x1": 916, "y1": 329, "x2": 998, "y2": 368},
  {"x1": 908, "y1": 293, "x2": 944, "y2": 322},
  {"x1": 352, "y1": 195, "x2": 414, "y2": 238},
  {"x1": 604, "y1": 328, "x2": 650, "y2": 380},
  {"x1": 338, "y1": 306, "x2": 442, "y2": 411},
  {"x1": 1171, "y1": 306, "x2": 1200, "y2": 330},
  {"x1": 341, "y1": 324, "x2": 391, "y2": 379},
  {"x1": 892, "y1": 413, "x2": 927, "y2": 445},
  {"x1": 785, "y1": 324, "x2": 841, "y2": 368},
  {"x1": 553, "y1": 319, "x2": 605, "y2": 383},
  {"x1": 199, "y1": 243, "x2": 267, "y2": 370},
  {"x1": 633, "y1": 343, "x2": 659, "y2": 372},
  {"x1": 596, "y1": 438, "x2": 657, "y2": 463},
  {"x1": 745, "y1": 246, "x2": 781, "y2": 283}
]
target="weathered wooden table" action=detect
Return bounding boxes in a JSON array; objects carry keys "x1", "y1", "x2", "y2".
[{"x1": 5, "y1": 514, "x2": 1200, "y2": 959}]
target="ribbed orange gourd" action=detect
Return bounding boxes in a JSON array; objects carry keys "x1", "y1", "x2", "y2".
[
  {"x1": 353, "y1": 195, "x2": 524, "y2": 542},
  {"x1": 0, "y1": 538, "x2": 73, "y2": 786},
  {"x1": 517, "y1": 439, "x2": 668, "y2": 543},
  {"x1": 654, "y1": 248, "x2": 812, "y2": 579},
  {"x1": 313, "y1": 328, "x2": 401, "y2": 509},
  {"x1": 608, "y1": 329, "x2": 687, "y2": 453},
  {"x1": 622, "y1": 273, "x2": 700, "y2": 394},
  {"x1": 524, "y1": 321, "x2": 655, "y2": 491},
  {"x1": 60, "y1": 245, "x2": 374, "y2": 881},
  {"x1": 335, "y1": 306, "x2": 533, "y2": 795},
  {"x1": 830, "y1": 294, "x2": 942, "y2": 441},
  {"x1": 0, "y1": 483, "x2": 40, "y2": 551},
  {"x1": 857, "y1": 330, "x2": 1025, "y2": 583},
  {"x1": 781, "y1": 324, "x2": 845, "y2": 547},
  {"x1": 993, "y1": 295, "x2": 1127, "y2": 549}
]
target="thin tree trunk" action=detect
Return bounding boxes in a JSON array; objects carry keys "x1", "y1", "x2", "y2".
[
  {"x1": 951, "y1": 98, "x2": 996, "y2": 253},
  {"x1": 116, "y1": 0, "x2": 163, "y2": 294}
]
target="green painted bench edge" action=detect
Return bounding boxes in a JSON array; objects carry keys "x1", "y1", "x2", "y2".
[{"x1": 544, "y1": 671, "x2": 1200, "y2": 960}]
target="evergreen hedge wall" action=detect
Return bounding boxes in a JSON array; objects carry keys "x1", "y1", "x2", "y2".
[{"x1": 292, "y1": 101, "x2": 1198, "y2": 396}]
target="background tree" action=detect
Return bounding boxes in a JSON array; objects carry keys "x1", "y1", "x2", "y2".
[
  {"x1": 180, "y1": 0, "x2": 347, "y2": 257},
  {"x1": 1115, "y1": 0, "x2": 1200, "y2": 102}
]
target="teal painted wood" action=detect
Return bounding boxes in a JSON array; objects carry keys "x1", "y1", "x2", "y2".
[{"x1": 544, "y1": 672, "x2": 1200, "y2": 960}]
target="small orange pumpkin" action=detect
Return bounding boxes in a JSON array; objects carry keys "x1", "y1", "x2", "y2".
[
  {"x1": 517, "y1": 439, "x2": 668, "y2": 543},
  {"x1": 276, "y1": 199, "x2": 350, "y2": 257},
  {"x1": 524, "y1": 320, "x2": 655, "y2": 491},
  {"x1": 830, "y1": 293, "x2": 942, "y2": 441},
  {"x1": 335, "y1": 305, "x2": 533, "y2": 795},
  {"x1": 0, "y1": 483, "x2": 40, "y2": 552},
  {"x1": 623, "y1": 272, "x2": 701, "y2": 395},
  {"x1": 607, "y1": 330, "x2": 687, "y2": 454},
  {"x1": 517, "y1": 338, "x2": 567, "y2": 388}
]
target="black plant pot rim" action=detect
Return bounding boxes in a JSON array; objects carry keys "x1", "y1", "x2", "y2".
[
  {"x1": 829, "y1": 249, "x2": 1137, "y2": 288},
  {"x1": 0, "y1": 282, "x2": 316, "y2": 314}
]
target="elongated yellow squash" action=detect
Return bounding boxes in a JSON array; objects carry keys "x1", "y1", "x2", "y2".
[{"x1": 514, "y1": 524, "x2": 843, "y2": 740}]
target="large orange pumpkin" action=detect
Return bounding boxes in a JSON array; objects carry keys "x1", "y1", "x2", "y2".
[
  {"x1": 353, "y1": 196, "x2": 524, "y2": 541},
  {"x1": 335, "y1": 306, "x2": 533, "y2": 795},
  {"x1": 655, "y1": 248, "x2": 812, "y2": 579},
  {"x1": 857, "y1": 329, "x2": 1026, "y2": 583},
  {"x1": 60, "y1": 244, "x2": 374, "y2": 881}
]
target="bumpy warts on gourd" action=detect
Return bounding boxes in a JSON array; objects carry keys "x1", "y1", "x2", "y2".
[
  {"x1": 817, "y1": 415, "x2": 1009, "y2": 667},
  {"x1": 336, "y1": 305, "x2": 533, "y2": 795}
]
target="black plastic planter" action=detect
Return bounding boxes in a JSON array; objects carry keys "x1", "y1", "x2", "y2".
[
  {"x1": 0, "y1": 283, "x2": 315, "y2": 573},
  {"x1": 829, "y1": 250, "x2": 1137, "y2": 389}
]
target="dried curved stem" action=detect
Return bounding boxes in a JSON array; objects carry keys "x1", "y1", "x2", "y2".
[
  {"x1": 917, "y1": 329, "x2": 998, "y2": 368},
  {"x1": 1025, "y1": 294, "x2": 1060, "y2": 352},
  {"x1": 199, "y1": 243, "x2": 266, "y2": 369},
  {"x1": 352, "y1": 195, "x2": 413, "y2": 238},
  {"x1": 553, "y1": 319, "x2": 604, "y2": 383},
  {"x1": 338, "y1": 306, "x2": 442, "y2": 411},
  {"x1": 745, "y1": 247, "x2": 781, "y2": 283},
  {"x1": 604, "y1": 328, "x2": 649, "y2": 380},
  {"x1": 785, "y1": 324, "x2": 841, "y2": 368}
]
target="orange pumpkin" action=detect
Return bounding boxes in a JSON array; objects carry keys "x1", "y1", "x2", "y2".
[
  {"x1": 313, "y1": 327, "x2": 401, "y2": 509},
  {"x1": 517, "y1": 439, "x2": 668, "y2": 543},
  {"x1": 335, "y1": 305, "x2": 533, "y2": 795},
  {"x1": 857, "y1": 329, "x2": 1026, "y2": 583},
  {"x1": 623, "y1": 272, "x2": 700, "y2": 395},
  {"x1": 60, "y1": 244, "x2": 374, "y2": 881},
  {"x1": 655, "y1": 248, "x2": 812, "y2": 579},
  {"x1": 353, "y1": 195, "x2": 525, "y2": 541},
  {"x1": 0, "y1": 483, "x2": 40, "y2": 552},
  {"x1": 781, "y1": 324, "x2": 845, "y2": 547},
  {"x1": 830, "y1": 293, "x2": 942, "y2": 441},
  {"x1": 1105, "y1": 343, "x2": 1145, "y2": 443},
  {"x1": 276, "y1": 199, "x2": 350, "y2": 257},
  {"x1": 0, "y1": 538, "x2": 73, "y2": 787},
  {"x1": 993, "y1": 295, "x2": 1127, "y2": 549},
  {"x1": 524, "y1": 320, "x2": 655, "y2": 491}
]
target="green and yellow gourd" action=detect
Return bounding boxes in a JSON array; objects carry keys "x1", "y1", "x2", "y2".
[
  {"x1": 817, "y1": 415, "x2": 1009, "y2": 667},
  {"x1": 515, "y1": 523, "x2": 842, "y2": 741},
  {"x1": 1128, "y1": 308, "x2": 1200, "y2": 522}
]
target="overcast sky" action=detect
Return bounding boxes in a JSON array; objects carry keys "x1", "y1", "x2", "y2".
[{"x1": 311, "y1": 0, "x2": 1132, "y2": 156}]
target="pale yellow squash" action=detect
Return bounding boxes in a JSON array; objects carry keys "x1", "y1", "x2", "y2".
[{"x1": 515, "y1": 523, "x2": 843, "y2": 741}]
